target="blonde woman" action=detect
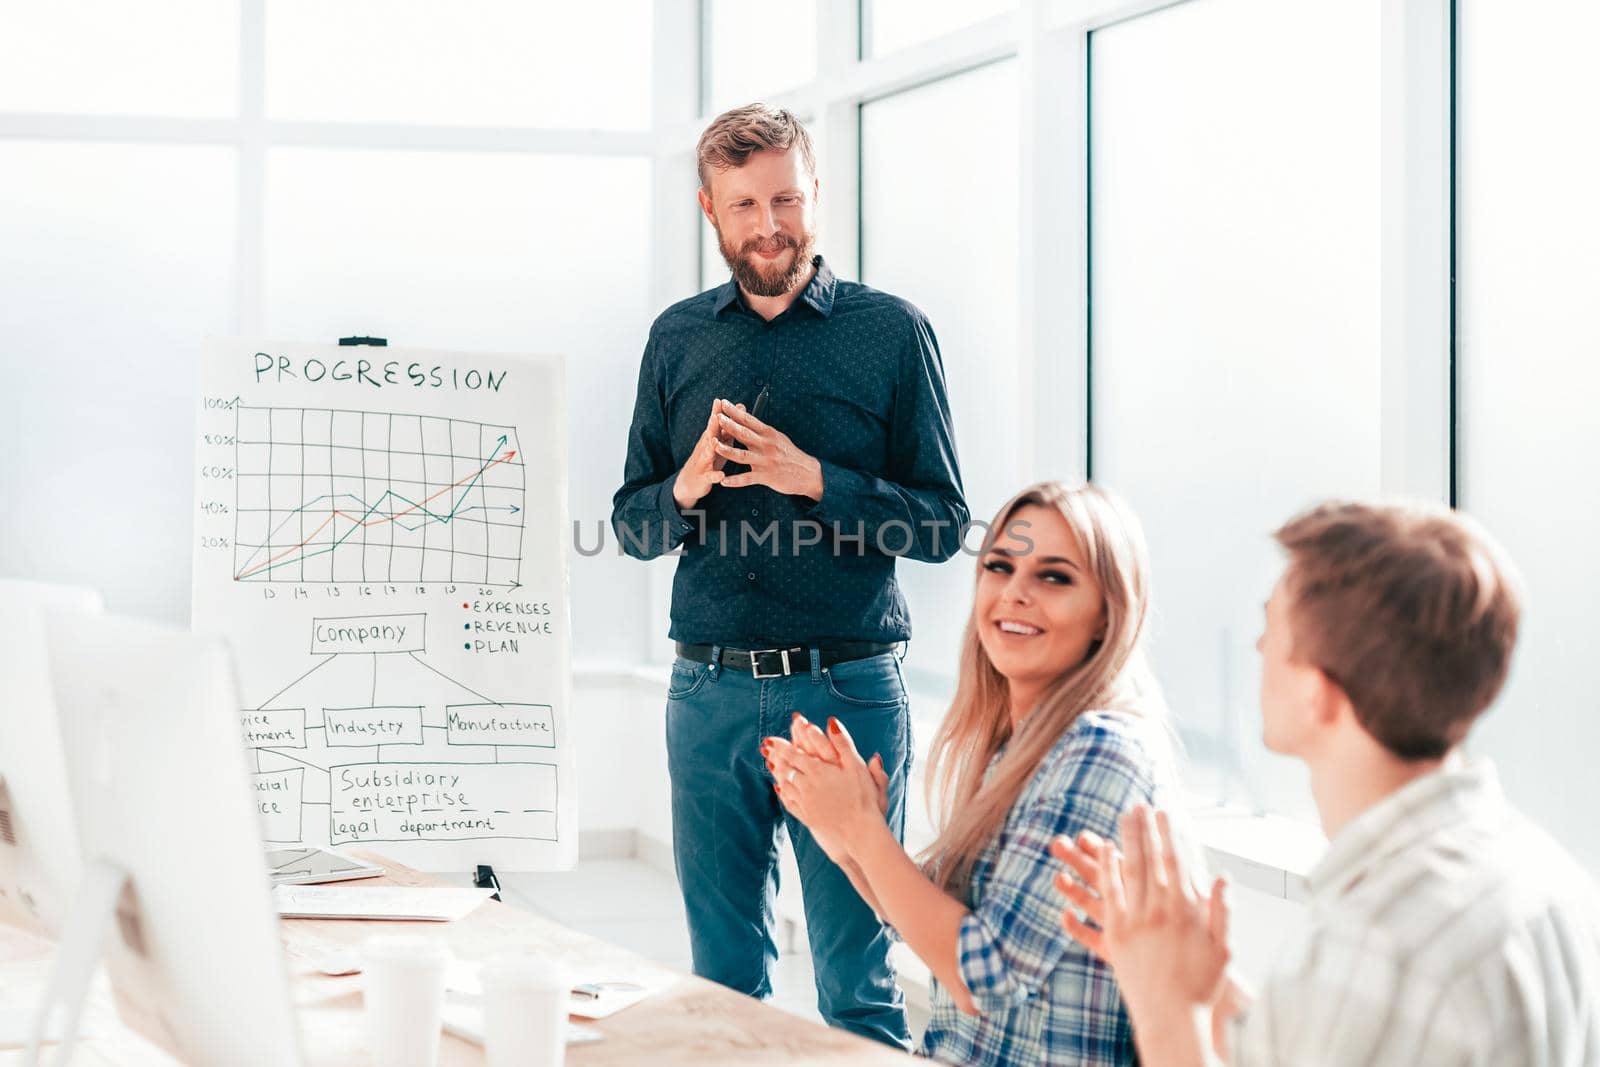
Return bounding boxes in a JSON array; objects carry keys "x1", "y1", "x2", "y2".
[{"x1": 764, "y1": 482, "x2": 1180, "y2": 1066}]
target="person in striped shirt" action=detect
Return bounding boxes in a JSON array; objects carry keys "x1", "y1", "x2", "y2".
[
  {"x1": 1053, "y1": 500, "x2": 1600, "y2": 1067},
  {"x1": 765, "y1": 481, "x2": 1184, "y2": 1066}
]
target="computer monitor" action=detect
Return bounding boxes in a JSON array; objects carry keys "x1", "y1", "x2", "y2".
[
  {"x1": 42, "y1": 608, "x2": 304, "y2": 1066},
  {"x1": 0, "y1": 580, "x2": 102, "y2": 939}
]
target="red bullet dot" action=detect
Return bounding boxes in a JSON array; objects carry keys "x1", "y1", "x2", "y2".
[{"x1": 462, "y1": 602, "x2": 469, "y2": 609}]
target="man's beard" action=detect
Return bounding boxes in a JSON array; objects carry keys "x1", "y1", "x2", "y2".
[{"x1": 717, "y1": 226, "x2": 817, "y2": 298}]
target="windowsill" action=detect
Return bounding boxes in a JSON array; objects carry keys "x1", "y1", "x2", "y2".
[{"x1": 1187, "y1": 801, "x2": 1325, "y2": 901}]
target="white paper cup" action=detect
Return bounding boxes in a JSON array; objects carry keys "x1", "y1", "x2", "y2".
[
  {"x1": 362, "y1": 934, "x2": 451, "y2": 1067},
  {"x1": 480, "y1": 954, "x2": 567, "y2": 1067}
]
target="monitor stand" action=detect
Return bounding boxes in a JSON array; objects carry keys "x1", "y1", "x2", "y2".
[{"x1": 27, "y1": 857, "x2": 129, "y2": 1066}]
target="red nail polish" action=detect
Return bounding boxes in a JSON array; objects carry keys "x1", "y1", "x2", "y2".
[
  {"x1": 765, "y1": 760, "x2": 774, "y2": 771},
  {"x1": 827, "y1": 717, "x2": 841, "y2": 734}
]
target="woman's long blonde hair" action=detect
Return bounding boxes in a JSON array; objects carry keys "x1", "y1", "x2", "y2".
[{"x1": 921, "y1": 482, "x2": 1165, "y2": 897}]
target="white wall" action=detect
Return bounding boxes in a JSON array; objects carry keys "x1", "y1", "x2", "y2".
[{"x1": 572, "y1": 674, "x2": 666, "y2": 838}]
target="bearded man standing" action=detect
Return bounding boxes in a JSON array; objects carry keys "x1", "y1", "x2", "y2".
[{"x1": 611, "y1": 104, "x2": 968, "y2": 1048}]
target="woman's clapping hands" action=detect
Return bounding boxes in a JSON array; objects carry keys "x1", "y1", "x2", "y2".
[{"x1": 762, "y1": 713, "x2": 890, "y2": 860}]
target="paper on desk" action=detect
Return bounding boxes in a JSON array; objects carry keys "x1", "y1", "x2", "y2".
[
  {"x1": 273, "y1": 885, "x2": 494, "y2": 921},
  {"x1": 445, "y1": 960, "x2": 674, "y2": 1020},
  {"x1": 563, "y1": 979, "x2": 663, "y2": 1020}
]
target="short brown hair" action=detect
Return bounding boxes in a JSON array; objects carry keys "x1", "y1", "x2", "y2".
[
  {"x1": 1274, "y1": 501, "x2": 1522, "y2": 760},
  {"x1": 696, "y1": 104, "x2": 816, "y2": 191}
]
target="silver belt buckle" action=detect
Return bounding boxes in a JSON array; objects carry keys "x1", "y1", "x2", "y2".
[{"x1": 749, "y1": 647, "x2": 791, "y2": 679}]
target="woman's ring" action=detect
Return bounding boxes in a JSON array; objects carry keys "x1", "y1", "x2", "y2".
[{"x1": 785, "y1": 769, "x2": 798, "y2": 784}]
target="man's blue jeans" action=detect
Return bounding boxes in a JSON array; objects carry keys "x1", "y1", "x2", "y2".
[{"x1": 664, "y1": 648, "x2": 913, "y2": 1050}]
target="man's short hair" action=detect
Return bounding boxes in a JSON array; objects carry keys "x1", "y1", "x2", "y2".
[
  {"x1": 1274, "y1": 500, "x2": 1522, "y2": 760},
  {"x1": 696, "y1": 104, "x2": 817, "y2": 191}
]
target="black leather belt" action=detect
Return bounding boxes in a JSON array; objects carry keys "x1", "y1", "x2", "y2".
[{"x1": 674, "y1": 641, "x2": 898, "y2": 678}]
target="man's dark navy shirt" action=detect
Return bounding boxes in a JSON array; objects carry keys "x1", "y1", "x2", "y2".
[{"x1": 610, "y1": 256, "x2": 968, "y2": 647}]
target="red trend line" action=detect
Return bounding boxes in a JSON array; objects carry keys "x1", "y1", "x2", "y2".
[
  {"x1": 234, "y1": 450, "x2": 518, "y2": 581},
  {"x1": 235, "y1": 513, "x2": 337, "y2": 580}
]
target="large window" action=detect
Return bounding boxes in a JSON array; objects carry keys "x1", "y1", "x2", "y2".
[
  {"x1": 703, "y1": 0, "x2": 818, "y2": 115},
  {"x1": 861, "y1": 60, "x2": 1022, "y2": 696},
  {"x1": 864, "y1": 0, "x2": 1016, "y2": 58},
  {"x1": 266, "y1": 0, "x2": 652, "y2": 129},
  {"x1": 0, "y1": 142, "x2": 236, "y2": 623},
  {"x1": 1089, "y1": 0, "x2": 1382, "y2": 817},
  {"x1": 1456, "y1": 0, "x2": 1600, "y2": 871},
  {"x1": 0, "y1": 1, "x2": 239, "y2": 116},
  {"x1": 0, "y1": 4, "x2": 657, "y2": 663}
]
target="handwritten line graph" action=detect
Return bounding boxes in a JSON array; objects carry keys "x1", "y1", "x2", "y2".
[
  {"x1": 232, "y1": 405, "x2": 525, "y2": 586},
  {"x1": 232, "y1": 443, "x2": 517, "y2": 580}
]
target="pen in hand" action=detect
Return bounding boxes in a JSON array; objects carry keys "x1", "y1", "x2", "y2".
[{"x1": 711, "y1": 384, "x2": 770, "y2": 473}]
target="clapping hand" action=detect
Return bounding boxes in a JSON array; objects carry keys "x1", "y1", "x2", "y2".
[
  {"x1": 1051, "y1": 806, "x2": 1231, "y2": 1017},
  {"x1": 763, "y1": 714, "x2": 888, "y2": 862}
]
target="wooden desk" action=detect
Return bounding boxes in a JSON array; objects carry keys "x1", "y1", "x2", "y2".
[{"x1": 6, "y1": 853, "x2": 912, "y2": 1066}]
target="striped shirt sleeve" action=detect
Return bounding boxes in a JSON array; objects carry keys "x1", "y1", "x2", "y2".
[{"x1": 1231, "y1": 925, "x2": 1484, "y2": 1067}]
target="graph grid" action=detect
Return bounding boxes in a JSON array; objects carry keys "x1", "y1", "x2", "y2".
[{"x1": 231, "y1": 405, "x2": 525, "y2": 586}]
